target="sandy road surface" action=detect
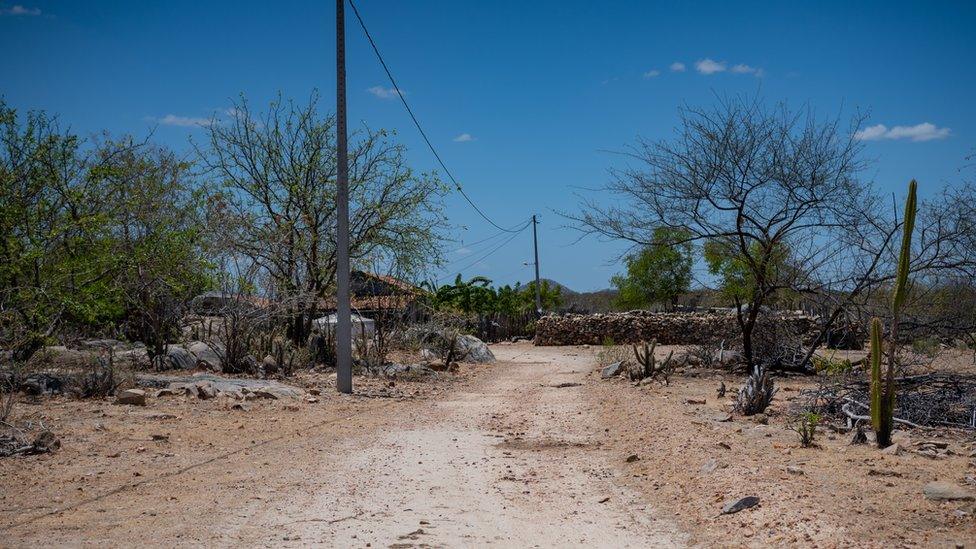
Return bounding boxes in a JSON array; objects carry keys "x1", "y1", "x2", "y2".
[
  {"x1": 226, "y1": 344, "x2": 684, "y2": 547},
  {"x1": 2, "y1": 343, "x2": 683, "y2": 547}
]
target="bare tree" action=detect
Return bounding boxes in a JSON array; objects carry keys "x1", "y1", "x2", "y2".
[
  {"x1": 572, "y1": 96, "x2": 976, "y2": 369},
  {"x1": 572, "y1": 97, "x2": 880, "y2": 366},
  {"x1": 196, "y1": 93, "x2": 446, "y2": 345}
]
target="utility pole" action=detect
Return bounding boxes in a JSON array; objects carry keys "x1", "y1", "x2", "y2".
[
  {"x1": 532, "y1": 214, "x2": 542, "y2": 316},
  {"x1": 335, "y1": 0, "x2": 352, "y2": 394}
]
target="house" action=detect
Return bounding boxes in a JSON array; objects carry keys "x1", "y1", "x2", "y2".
[{"x1": 318, "y1": 271, "x2": 422, "y2": 319}]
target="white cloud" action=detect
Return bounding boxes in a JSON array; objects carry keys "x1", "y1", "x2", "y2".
[
  {"x1": 0, "y1": 4, "x2": 41, "y2": 15},
  {"x1": 453, "y1": 133, "x2": 475, "y2": 142},
  {"x1": 455, "y1": 247, "x2": 472, "y2": 256},
  {"x1": 730, "y1": 63, "x2": 763, "y2": 77},
  {"x1": 695, "y1": 58, "x2": 726, "y2": 75},
  {"x1": 854, "y1": 122, "x2": 951, "y2": 142},
  {"x1": 643, "y1": 69, "x2": 661, "y2": 79},
  {"x1": 669, "y1": 62, "x2": 686, "y2": 72},
  {"x1": 366, "y1": 86, "x2": 404, "y2": 99},
  {"x1": 152, "y1": 114, "x2": 211, "y2": 127}
]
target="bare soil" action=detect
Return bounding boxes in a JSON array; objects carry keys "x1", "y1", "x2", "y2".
[{"x1": 1, "y1": 343, "x2": 974, "y2": 547}]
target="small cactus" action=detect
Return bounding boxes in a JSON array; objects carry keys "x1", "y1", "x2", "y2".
[
  {"x1": 630, "y1": 339, "x2": 675, "y2": 384},
  {"x1": 734, "y1": 365, "x2": 777, "y2": 415}
]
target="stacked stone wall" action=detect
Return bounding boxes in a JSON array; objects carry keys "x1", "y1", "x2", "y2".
[{"x1": 534, "y1": 311, "x2": 815, "y2": 346}]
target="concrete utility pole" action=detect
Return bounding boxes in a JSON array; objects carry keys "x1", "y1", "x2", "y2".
[
  {"x1": 335, "y1": 0, "x2": 352, "y2": 393},
  {"x1": 532, "y1": 214, "x2": 542, "y2": 316}
]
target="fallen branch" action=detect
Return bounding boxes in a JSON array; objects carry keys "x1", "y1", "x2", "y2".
[{"x1": 841, "y1": 399, "x2": 922, "y2": 429}]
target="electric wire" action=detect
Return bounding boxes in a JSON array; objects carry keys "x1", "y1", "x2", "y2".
[
  {"x1": 347, "y1": 0, "x2": 527, "y2": 233},
  {"x1": 437, "y1": 225, "x2": 528, "y2": 283}
]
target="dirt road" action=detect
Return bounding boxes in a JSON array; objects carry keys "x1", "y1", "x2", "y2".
[
  {"x1": 2, "y1": 344, "x2": 684, "y2": 547},
  {"x1": 224, "y1": 344, "x2": 683, "y2": 547}
]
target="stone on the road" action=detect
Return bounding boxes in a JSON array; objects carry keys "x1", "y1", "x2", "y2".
[
  {"x1": 115, "y1": 389, "x2": 147, "y2": 406},
  {"x1": 601, "y1": 361, "x2": 624, "y2": 379},
  {"x1": 923, "y1": 481, "x2": 975, "y2": 501},
  {"x1": 722, "y1": 496, "x2": 760, "y2": 514}
]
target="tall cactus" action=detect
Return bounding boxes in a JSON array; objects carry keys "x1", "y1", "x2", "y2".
[
  {"x1": 871, "y1": 179, "x2": 917, "y2": 448},
  {"x1": 869, "y1": 317, "x2": 892, "y2": 444}
]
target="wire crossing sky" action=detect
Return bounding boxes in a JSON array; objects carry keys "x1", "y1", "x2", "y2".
[{"x1": 2, "y1": 0, "x2": 973, "y2": 290}]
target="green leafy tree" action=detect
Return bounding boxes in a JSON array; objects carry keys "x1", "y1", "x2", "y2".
[
  {"x1": 611, "y1": 227, "x2": 692, "y2": 310},
  {"x1": 92, "y1": 141, "x2": 213, "y2": 358}
]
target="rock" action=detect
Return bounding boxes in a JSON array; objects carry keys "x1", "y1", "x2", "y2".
[
  {"x1": 420, "y1": 348, "x2": 438, "y2": 362},
  {"x1": 27, "y1": 346, "x2": 98, "y2": 370},
  {"x1": 154, "y1": 388, "x2": 177, "y2": 398},
  {"x1": 456, "y1": 334, "x2": 496, "y2": 363},
  {"x1": 152, "y1": 346, "x2": 195, "y2": 370},
  {"x1": 686, "y1": 398, "x2": 706, "y2": 405},
  {"x1": 710, "y1": 412, "x2": 733, "y2": 423},
  {"x1": 17, "y1": 373, "x2": 66, "y2": 395},
  {"x1": 751, "y1": 414, "x2": 768, "y2": 425},
  {"x1": 882, "y1": 443, "x2": 901, "y2": 455},
  {"x1": 248, "y1": 388, "x2": 280, "y2": 400},
  {"x1": 601, "y1": 361, "x2": 624, "y2": 379},
  {"x1": 918, "y1": 440, "x2": 949, "y2": 449},
  {"x1": 79, "y1": 339, "x2": 124, "y2": 350},
  {"x1": 262, "y1": 355, "x2": 279, "y2": 376},
  {"x1": 139, "y1": 373, "x2": 304, "y2": 400},
  {"x1": 700, "y1": 459, "x2": 720, "y2": 474},
  {"x1": 115, "y1": 389, "x2": 147, "y2": 406},
  {"x1": 187, "y1": 341, "x2": 224, "y2": 371},
  {"x1": 786, "y1": 465, "x2": 804, "y2": 475},
  {"x1": 923, "y1": 482, "x2": 976, "y2": 502},
  {"x1": 625, "y1": 454, "x2": 640, "y2": 463},
  {"x1": 195, "y1": 382, "x2": 218, "y2": 400},
  {"x1": 722, "y1": 496, "x2": 760, "y2": 515},
  {"x1": 114, "y1": 346, "x2": 150, "y2": 369}
]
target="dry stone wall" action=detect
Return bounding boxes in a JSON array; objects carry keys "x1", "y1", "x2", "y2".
[{"x1": 534, "y1": 311, "x2": 815, "y2": 346}]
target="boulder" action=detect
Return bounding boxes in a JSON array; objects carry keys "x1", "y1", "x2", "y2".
[
  {"x1": 262, "y1": 355, "x2": 279, "y2": 376},
  {"x1": 923, "y1": 481, "x2": 976, "y2": 502},
  {"x1": 152, "y1": 346, "x2": 196, "y2": 370},
  {"x1": 27, "y1": 346, "x2": 98, "y2": 370},
  {"x1": 114, "y1": 346, "x2": 150, "y2": 369},
  {"x1": 456, "y1": 334, "x2": 495, "y2": 363},
  {"x1": 115, "y1": 389, "x2": 147, "y2": 406},
  {"x1": 187, "y1": 341, "x2": 223, "y2": 371},
  {"x1": 79, "y1": 339, "x2": 124, "y2": 350},
  {"x1": 601, "y1": 361, "x2": 624, "y2": 379}
]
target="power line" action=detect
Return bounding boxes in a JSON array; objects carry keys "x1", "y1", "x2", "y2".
[
  {"x1": 437, "y1": 225, "x2": 529, "y2": 283},
  {"x1": 347, "y1": 0, "x2": 527, "y2": 234}
]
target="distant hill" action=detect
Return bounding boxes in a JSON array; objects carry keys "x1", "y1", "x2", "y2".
[
  {"x1": 541, "y1": 278, "x2": 727, "y2": 313},
  {"x1": 536, "y1": 279, "x2": 620, "y2": 313}
]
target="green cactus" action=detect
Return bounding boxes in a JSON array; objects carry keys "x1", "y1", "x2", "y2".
[
  {"x1": 869, "y1": 316, "x2": 891, "y2": 442},
  {"x1": 631, "y1": 339, "x2": 675, "y2": 383},
  {"x1": 870, "y1": 179, "x2": 917, "y2": 448}
]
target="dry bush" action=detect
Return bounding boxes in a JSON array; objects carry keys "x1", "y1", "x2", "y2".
[
  {"x1": 1, "y1": 383, "x2": 15, "y2": 423},
  {"x1": 68, "y1": 352, "x2": 125, "y2": 398}
]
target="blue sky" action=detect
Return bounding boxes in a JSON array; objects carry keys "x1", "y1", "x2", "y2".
[{"x1": 2, "y1": 0, "x2": 974, "y2": 291}]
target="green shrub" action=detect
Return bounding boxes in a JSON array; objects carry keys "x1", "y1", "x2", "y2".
[{"x1": 911, "y1": 336, "x2": 941, "y2": 358}]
